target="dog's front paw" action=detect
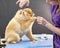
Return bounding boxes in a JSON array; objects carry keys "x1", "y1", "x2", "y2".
[
  {"x1": 11, "y1": 41, "x2": 16, "y2": 44},
  {"x1": 31, "y1": 37, "x2": 38, "y2": 41}
]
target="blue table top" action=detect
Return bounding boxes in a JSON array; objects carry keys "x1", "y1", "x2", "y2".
[{"x1": 5, "y1": 34, "x2": 53, "y2": 48}]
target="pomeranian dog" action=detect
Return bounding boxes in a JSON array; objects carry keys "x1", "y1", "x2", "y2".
[{"x1": 4, "y1": 8, "x2": 37, "y2": 44}]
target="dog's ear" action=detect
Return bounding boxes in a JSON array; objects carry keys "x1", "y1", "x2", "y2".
[
  {"x1": 24, "y1": 8, "x2": 33, "y2": 16},
  {"x1": 24, "y1": 8, "x2": 32, "y2": 14}
]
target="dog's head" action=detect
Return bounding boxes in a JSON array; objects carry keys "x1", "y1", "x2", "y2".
[
  {"x1": 23, "y1": 8, "x2": 35, "y2": 17},
  {"x1": 16, "y1": 8, "x2": 35, "y2": 20}
]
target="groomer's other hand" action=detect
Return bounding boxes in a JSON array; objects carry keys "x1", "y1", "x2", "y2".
[
  {"x1": 36, "y1": 16, "x2": 48, "y2": 26},
  {"x1": 16, "y1": 0, "x2": 30, "y2": 8},
  {"x1": 46, "y1": 0, "x2": 58, "y2": 5}
]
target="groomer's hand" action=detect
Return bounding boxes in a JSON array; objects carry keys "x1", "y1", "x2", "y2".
[
  {"x1": 36, "y1": 16, "x2": 48, "y2": 26},
  {"x1": 16, "y1": 0, "x2": 30, "y2": 8}
]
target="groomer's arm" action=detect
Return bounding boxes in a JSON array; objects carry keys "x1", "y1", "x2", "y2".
[
  {"x1": 16, "y1": 0, "x2": 30, "y2": 8},
  {"x1": 46, "y1": 0, "x2": 58, "y2": 5},
  {"x1": 37, "y1": 16, "x2": 60, "y2": 36}
]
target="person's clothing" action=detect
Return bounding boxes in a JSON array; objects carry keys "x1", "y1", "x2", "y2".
[{"x1": 50, "y1": 4, "x2": 60, "y2": 48}]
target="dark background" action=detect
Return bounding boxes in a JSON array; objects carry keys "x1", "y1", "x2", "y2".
[{"x1": 0, "y1": 0, "x2": 53, "y2": 38}]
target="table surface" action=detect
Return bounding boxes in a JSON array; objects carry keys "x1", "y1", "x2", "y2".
[{"x1": 5, "y1": 34, "x2": 53, "y2": 48}]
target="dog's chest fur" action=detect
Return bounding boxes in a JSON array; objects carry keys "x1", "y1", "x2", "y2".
[{"x1": 17, "y1": 22, "x2": 33, "y2": 36}]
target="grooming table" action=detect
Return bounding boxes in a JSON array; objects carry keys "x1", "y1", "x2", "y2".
[{"x1": 5, "y1": 34, "x2": 53, "y2": 48}]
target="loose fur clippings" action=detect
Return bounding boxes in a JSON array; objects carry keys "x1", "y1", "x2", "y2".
[{"x1": 5, "y1": 8, "x2": 37, "y2": 44}]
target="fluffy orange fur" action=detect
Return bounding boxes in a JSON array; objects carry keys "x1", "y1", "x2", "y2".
[{"x1": 5, "y1": 8, "x2": 37, "y2": 44}]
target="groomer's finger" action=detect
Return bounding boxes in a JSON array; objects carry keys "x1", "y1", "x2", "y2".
[
  {"x1": 16, "y1": 0, "x2": 20, "y2": 4},
  {"x1": 26, "y1": 0, "x2": 29, "y2": 6},
  {"x1": 19, "y1": 0, "x2": 27, "y2": 8}
]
